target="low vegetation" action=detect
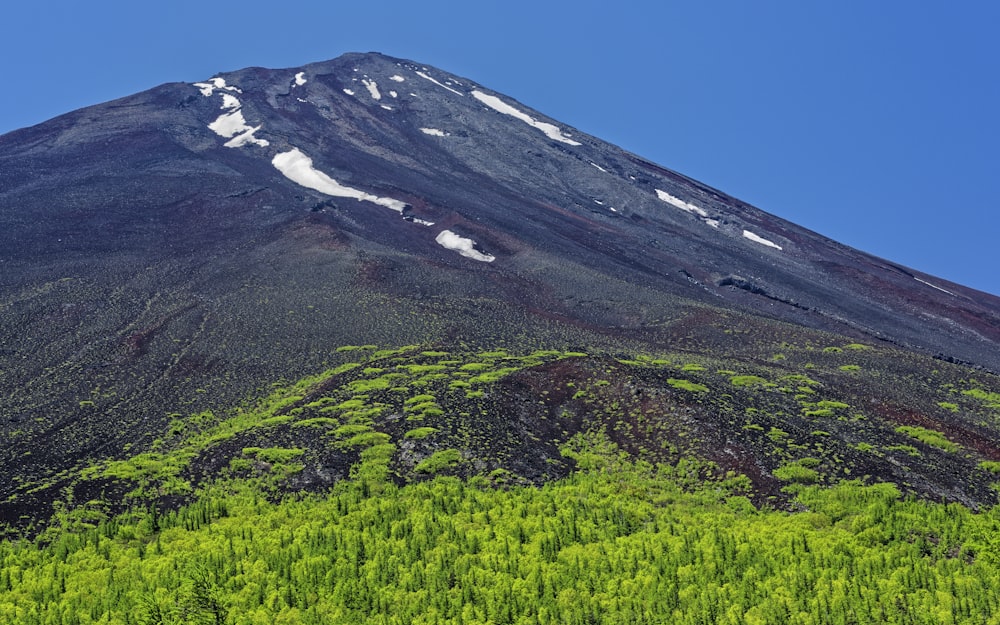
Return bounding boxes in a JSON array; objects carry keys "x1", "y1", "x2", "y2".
[{"x1": 3, "y1": 340, "x2": 1000, "y2": 623}]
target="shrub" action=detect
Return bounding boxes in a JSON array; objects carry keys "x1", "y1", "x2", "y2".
[
  {"x1": 773, "y1": 463, "x2": 820, "y2": 484},
  {"x1": 730, "y1": 375, "x2": 771, "y2": 388},
  {"x1": 895, "y1": 426, "x2": 960, "y2": 453},
  {"x1": 667, "y1": 378, "x2": 708, "y2": 393},
  {"x1": 414, "y1": 449, "x2": 462, "y2": 474},
  {"x1": 404, "y1": 427, "x2": 440, "y2": 440}
]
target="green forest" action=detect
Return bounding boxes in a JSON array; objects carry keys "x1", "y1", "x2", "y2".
[
  {"x1": 4, "y1": 433, "x2": 1000, "y2": 624},
  {"x1": 6, "y1": 344, "x2": 1000, "y2": 624}
]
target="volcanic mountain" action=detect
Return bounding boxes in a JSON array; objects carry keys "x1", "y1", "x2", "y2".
[{"x1": 3, "y1": 52, "x2": 1000, "y2": 528}]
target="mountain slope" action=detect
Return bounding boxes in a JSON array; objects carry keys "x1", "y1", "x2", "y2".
[{"x1": 2, "y1": 52, "x2": 1000, "y2": 528}]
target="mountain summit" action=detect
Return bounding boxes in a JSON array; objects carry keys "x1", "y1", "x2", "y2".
[{"x1": 3, "y1": 52, "x2": 1000, "y2": 524}]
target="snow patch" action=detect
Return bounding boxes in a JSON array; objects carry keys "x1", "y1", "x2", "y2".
[
  {"x1": 294, "y1": 72, "x2": 307, "y2": 86},
  {"x1": 389, "y1": 75, "x2": 405, "y2": 82},
  {"x1": 704, "y1": 219, "x2": 720, "y2": 228},
  {"x1": 590, "y1": 162, "x2": 607, "y2": 173},
  {"x1": 389, "y1": 90, "x2": 398, "y2": 98},
  {"x1": 207, "y1": 110, "x2": 269, "y2": 148},
  {"x1": 435, "y1": 230, "x2": 495, "y2": 262},
  {"x1": 220, "y1": 94, "x2": 241, "y2": 110},
  {"x1": 915, "y1": 277, "x2": 955, "y2": 296},
  {"x1": 742, "y1": 230, "x2": 783, "y2": 250},
  {"x1": 655, "y1": 189, "x2": 708, "y2": 218},
  {"x1": 411, "y1": 218, "x2": 435, "y2": 227},
  {"x1": 193, "y1": 77, "x2": 241, "y2": 97},
  {"x1": 362, "y1": 78, "x2": 381, "y2": 100},
  {"x1": 381, "y1": 105, "x2": 393, "y2": 111},
  {"x1": 343, "y1": 89, "x2": 355, "y2": 96},
  {"x1": 420, "y1": 128, "x2": 449, "y2": 137},
  {"x1": 416, "y1": 71, "x2": 464, "y2": 96},
  {"x1": 471, "y1": 91, "x2": 581, "y2": 146},
  {"x1": 272, "y1": 148, "x2": 407, "y2": 212}
]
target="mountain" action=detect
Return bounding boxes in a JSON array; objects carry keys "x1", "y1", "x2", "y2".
[{"x1": 2, "y1": 51, "x2": 1000, "y2": 533}]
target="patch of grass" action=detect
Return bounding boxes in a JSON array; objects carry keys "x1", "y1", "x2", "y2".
[
  {"x1": 937, "y1": 402, "x2": 959, "y2": 413},
  {"x1": 895, "y1": 426, "x2": 960, "y2": 453},
  {"x1": 963, "y1": 388, "x2": 1000, "y2": 410},
  {"x1": 886, "y1": 444, "x2": 921, "y2": 458},
  {"x1": 730, "y1": 375, "x2": 772, "y2": 388},
  {"x1": 802, "y1": 400, "x2": 851, "y2": 418},
  {"x1": 978, "y1": 461, "x2": 1000, "y2": 474},
  {"x1": 404, "y1": 427, "x2": 440, "y2": 440}
]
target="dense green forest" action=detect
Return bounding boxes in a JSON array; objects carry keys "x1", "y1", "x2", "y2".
[{"x1": 4, "y1": 432, "x2": 1000, "y2": 624}]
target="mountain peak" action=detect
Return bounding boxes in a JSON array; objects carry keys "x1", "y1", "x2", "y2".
[{"x1": 2, "y1": 54, "x2": 1000, "y2": 529}]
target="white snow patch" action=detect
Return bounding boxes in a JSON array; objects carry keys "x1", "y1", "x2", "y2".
[
  {"x1": 225, "y1": 127, "x2": 269, "y2": 148},
  {"x1": 362, "y1": 78, "x2": 382, "y2": 100},
  {"x1": 343, "y1": 89, "x2": 355, "y2": 96},
  {"x1": 412, "y1": 218, "x2": 435, "y2": 227},
  {"x1": 590, "y1": 162, "x2": 607, "y2": 173},
  {"x1": 655, "y1": 189, "x2": 708, "y2": 218},
  {"x1": 193, "y1": 77, "x2": 241, "y2": 97},
  {"x1": 220, "y1": 94, "x2": 241, "y2": 110},
  {"x1": 416, "y1": 71, "x2": 464, "y2": 96},
  {"x1": 704, "y1": 219, "x2": 720, "y2": 228},
  {"x1": 389, "y1": 90, "x2": 398, "y2": 98},
  {"x1": 742, "y1": 230, "x2": 783, "y2": 250},
  {"x1": 389, "y1": 75, "x2": 405, "y2": 82},
  {"x1": 381, "y1": 105, "x2": 393, "y2": 111},
  {"x1": 594, "y1": 200, "x2": 604, "y2": 205},
  {"x1": 272, "y1": 148, "x2": 407, "y2": 212},
  {"x1": 207, "y1": 110, "x2": 269, "y2": 147},
  {"x1": 420, "y1": 128, "x2": 449, "y2": 137},
  {"x1": 297, "y1": 97, "x2": 308, "y2": 103},
  {"x1": 915, "y1": 277, "x2": 955, "y2": 296},
  {"x1": 294, "y1": 72, "x2": 307, "y2": 86},
  {"x1": 472, "y1": 91, "x2": 581, "y2": 146},
  {"x1": 208, "y1": 110, "x2": 249, "y2": 138},
  {"x1": 610, "y1": 207, "x2": 618, "y2": 213},
  {"x1": 435, "y1": 230, "x2": 495, "y2": 262}
]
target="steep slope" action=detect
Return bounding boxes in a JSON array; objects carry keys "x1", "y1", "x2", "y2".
[{"x1": 2, "y1": 52, "x2": 1000, "y2": 526}]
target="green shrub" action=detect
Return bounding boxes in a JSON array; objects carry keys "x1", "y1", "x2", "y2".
[
  {"x1": 895, "y1": 426, "x2": 960, "y2": 453},
  {"x1": 404, "y1": 427, "x2": 440, "y2": 440},
  {"x1": 667, "y1": 378, "x2": 709, "y2": 393},
  {"x1": 730, "y1": 375, "x2": 771, "y2": 388},
  {"x1": 773, "y1": 463, "x2": 820, "y2": 484},
  {"x1": 414, "y1": 449, "x2": 463, "y2": 474},
  {"x1": 979, "y1": 461, "x2": 1000, "y2": 474}
]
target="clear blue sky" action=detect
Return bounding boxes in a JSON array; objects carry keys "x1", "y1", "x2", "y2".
[{"x1": 4, "y1": 1, "x2": 998, "y2": 296}]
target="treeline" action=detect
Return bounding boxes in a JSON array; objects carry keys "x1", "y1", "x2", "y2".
[{"x1": 3, "y1": 447, "x2": 1000, "y2": 624}]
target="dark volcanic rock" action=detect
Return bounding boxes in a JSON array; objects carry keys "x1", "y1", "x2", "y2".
[{"x1": 2, "y1": 51, "x2": 1000, "y2": 509}]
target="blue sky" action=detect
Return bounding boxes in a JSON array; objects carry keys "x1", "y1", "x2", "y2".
[{"x1": 4, "y1": 1, "x2": 998, "y2": 296}]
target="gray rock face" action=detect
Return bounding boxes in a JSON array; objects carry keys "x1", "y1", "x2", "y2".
[{"x1": 2, "y1": 52, "x2": 999, "y2": 505}]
